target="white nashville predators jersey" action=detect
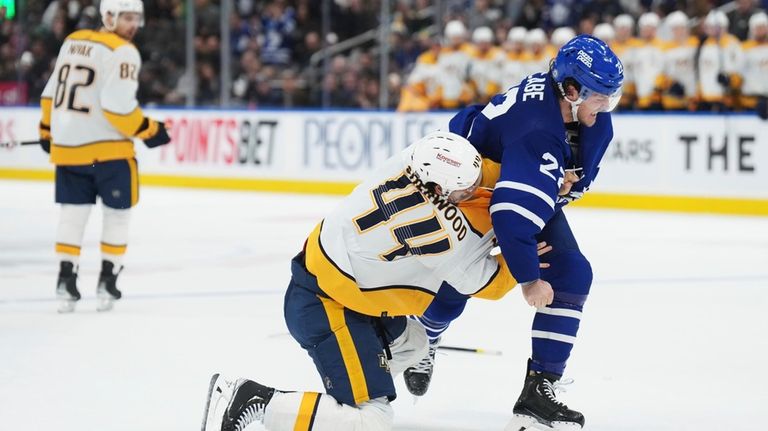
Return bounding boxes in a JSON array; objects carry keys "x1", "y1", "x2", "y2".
[
  {"x1": 303, "y1": 147, "x2": 515, "y2": 317},
  {"x1": 740, "y1": 40, "x2": 768, "y2": 97},
  {"x1": 697, "y1": 34, "x2": 743, "y2": 101},
  {"x1": 41, "y1": 30, "x2": 142, "y2": 165},
  {"x1": 662, "y1": 37, "x2": 698, "y2": 98}
]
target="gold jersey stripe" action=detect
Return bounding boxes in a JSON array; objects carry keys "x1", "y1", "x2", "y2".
[
  {"x1": 103, "y1": 107, "x2": 145, "y2": 137},
  {"x1": 318, "y1": 296, "x2": 370, "y2": 405},
  {"x1": 293, "y1": 392, "x2": 321, "y2": 431},
  {"x1": 67, "y1": 29, "x2": 130, "y2": 51},
  {"x1": 127, "y1": 158, "x2": 139, "y2": 206}
]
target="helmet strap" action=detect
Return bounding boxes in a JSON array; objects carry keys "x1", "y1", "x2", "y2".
[{"x1": 557, "y1": 82, "x2": 583, "y2": 122}]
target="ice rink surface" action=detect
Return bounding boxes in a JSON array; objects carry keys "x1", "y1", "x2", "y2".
[{"x1": 1, "y1": 180, "x2": 767, "y2": 431}]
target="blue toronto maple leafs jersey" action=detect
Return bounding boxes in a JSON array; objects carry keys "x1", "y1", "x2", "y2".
[{"x1": 449, "y1": 72, "x2": 614, "y2": 283}]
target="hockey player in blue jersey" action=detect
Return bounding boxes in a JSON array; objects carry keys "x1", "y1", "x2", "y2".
[{"x1": 404, "y1": 35, "x2": 623, "y2": 430}]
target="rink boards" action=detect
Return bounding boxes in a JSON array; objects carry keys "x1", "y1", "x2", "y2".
[{"x1": 1, "y1": 107, "x2": 767, "y2": 215}]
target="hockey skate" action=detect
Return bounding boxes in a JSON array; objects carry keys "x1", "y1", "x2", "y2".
[
  {"x1": 505, "y1": 361, "x2": 584, "y2": 431},
  {"x1": 56, "y1": 261, "x2": 81, "y2": 313},
  {"x1": 403, "y1": 337, "x2": 440, "y2": 396},
  {"x1": 96, "y1": 260, "x2": 122, "y2": 312},
  {"x1": 201, "y1": 373, "x2": 276, "y2": 431}
]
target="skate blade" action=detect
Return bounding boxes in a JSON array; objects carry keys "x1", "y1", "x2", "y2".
[
  {"x1": 96, "y1": 297, "x2": 114, "y2": 312},
  {"x1": 504, "y1": 414, "x2": 553, "y2": 431},
  {"x1": 505, "y1": 415, "x2": 583, "y2": 431},
  {"x1": 57, "y1": 299, "x2": 76, "y2": 313},
  {"x1": 201, "y1": 374, "x2": 232, "y2": 431}
]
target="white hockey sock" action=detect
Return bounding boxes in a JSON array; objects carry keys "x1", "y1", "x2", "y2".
[
  {"x1": 264, "y1": 392, "x2": 393, "y2": 431},
  {"x1": 101, "y1": 206, "x2": 131, "y2": 268},
  {"x1": 55, "y1": 204, "x2": 92, "y2": 265}
]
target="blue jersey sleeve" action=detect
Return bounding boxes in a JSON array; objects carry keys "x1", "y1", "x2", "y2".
[{"x1": 491, "y1": 132, "x2": 565, "y2": 283}]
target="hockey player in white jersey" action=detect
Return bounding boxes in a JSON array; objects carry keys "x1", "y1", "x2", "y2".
[
  {"x1": 501, "y1": 27, "x2": 528, "y2": 91},
  {"x1": 738, "y1": 12, "x2": 768, "y2": 111},
  {"x1": 659, "y1": 11, "x2": 697, "y2": 110},
  {"x1": 201, "y1": 131, "x2": 546, "y2": 431},
  {"x1": 39, "y1": 0, "x2": 170, "y2": 312},
  {"x1": 468, "y1": 26, "x2": 504, "y2": 105},
  {"x1": 633, "y1": 12, "x2": 664, "y2": 110},
  {"x1": 696, "y1": 10, "x2": 743, "y2": 111}
]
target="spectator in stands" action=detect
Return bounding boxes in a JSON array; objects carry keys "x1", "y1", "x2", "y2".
[
  {"x1": 728, "y1": 0, "x2": 760, "y2": 40},
  {"x1": 260, "y1": 0, "x2": 296, "y2": 65}
]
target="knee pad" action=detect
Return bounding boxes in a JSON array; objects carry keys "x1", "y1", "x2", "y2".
[{"x1": 388, "y1": 318, "x2": 428, "y2": 376}]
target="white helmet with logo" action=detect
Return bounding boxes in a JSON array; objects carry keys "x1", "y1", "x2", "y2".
[
  {"x1": 100, "y1": 0, "x2": 144, "y2": 31},
  {"x1": 409, "y1": 131, "x2": 481, "y2": 197}
]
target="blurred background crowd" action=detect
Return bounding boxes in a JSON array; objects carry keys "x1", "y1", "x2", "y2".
[{"x1": 1, "y1": 0, "x2": 767, "y2": 112}]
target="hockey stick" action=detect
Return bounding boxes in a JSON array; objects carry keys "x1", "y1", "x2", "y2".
[
  {"x1": 438, "y1": 345, "x2": 503, "y2": 356},
  {"x1": 0, "y1": 140, "x2": 42, "y2": 149}
]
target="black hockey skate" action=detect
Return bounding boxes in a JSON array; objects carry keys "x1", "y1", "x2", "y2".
[
  {"x1": 96, "y1": 260, "x2": 122, "y2": 312},
  {"x1": 56, "y1": 261, "x2": 81, "y2": 313},
  {"x1": 201, "y1": 373, "x2": 276, "y2": 431},
  {"x1": 403, "y1": 337, "x2": 440, "y2": 396},
  {"x1": 506, "y1": 361, "x2": 584, "y2": 430}
]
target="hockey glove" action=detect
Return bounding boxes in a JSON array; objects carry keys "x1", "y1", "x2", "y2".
[
  {"x1": 757, "y1": 97, "x2": 768, "y2": 121},
  {"x1": 137, "y1": 119, "x2": 171, "y2": 148},
  {"x1": 716, "y1": 73, "x2": 730, "y2": 88},
  {"x1": 668, "y1": 81, "x2": 685, "y2": 98},
  {"x1": 558, "y1": 190, "x2": 584, "y2": 205}
]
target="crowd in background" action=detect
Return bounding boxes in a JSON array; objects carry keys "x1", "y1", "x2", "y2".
[{"x1": 1, "y1": 0, "x2": 767, "y2": 111}]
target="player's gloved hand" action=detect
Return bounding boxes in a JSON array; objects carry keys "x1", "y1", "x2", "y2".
[
  {"x1": 141, "y1": 120, "x2": 171, "y2": 148},
  {"x1": 757, "y1": 97, "x2": 768, "y2": 121},
  {"x1": 558, "y1": 189, "x2": 584, "y2": 204},
  {"x1": 717, "y1": 73, "x2": 730, "y2": 87},
  {"x1": 668, "y1": 81, "x2": 685, "y2": 97},
  {"x1": 521, "y1": 279, "x2": 554, "y2": 308},
  {"x1": 39, "y1": 140, "x2": 51, "y2": 153}
]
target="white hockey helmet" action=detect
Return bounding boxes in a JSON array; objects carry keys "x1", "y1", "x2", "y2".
[
  {"x1": 613, "y1": 14, "x2": 635, "y2": 30},
  {"x1": 551, "y1": 27, "x2": 576, "y2": 48},
  {"x1": 409, "y1": 131, "x2": 481, "y2": 199},
  {"x1": 525, "y1": 28, "x2": 547, "y2": 47},
  {"x1": 445, "y1": 20, "x2": 467, "y2": 40},
  {"x1": 472, "y1": 26, "x2": 494, "y2": 44},
  {"x1": 638, "y1": 12, "x2": 660, "y2": 28},
  {"x1": 100, "y1": 0, "x2": 144, "y2": 31},
  {"x1": 704, "y1": 10, "x2": 729, "y2": 29},
  {"x1": 508, "y1": 26, "x2": 528, "y2": 43},
  {"x1": 593, "y1": 23, "x2": 616, "y2": 43},
  {"x1": 749, "y1": 11, "x2": 768, "y2": 37},
  {"x1": 665, "y1": 11, "x2": 689, "y2": 29}
]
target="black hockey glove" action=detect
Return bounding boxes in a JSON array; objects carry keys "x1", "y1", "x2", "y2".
[
  {"x1": 716, "y1": 73, "x2": 730, "y2": 88},
  {"x1": 39, "y1": 140, "x2": 51, "y2": 153},
  {"x1": 143, "y1": 121, "x2": 171, "y2": 148},
  {"x1": 757, "y1": 97, "x2": 768, "y2": 121},
  {"x1": 668, "y1": 81, "x2": 685, "y2": 97}
]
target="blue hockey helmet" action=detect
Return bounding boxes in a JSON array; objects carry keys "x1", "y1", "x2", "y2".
[{"x1": 551, "y1": 34, "x2": 624, "y2": 112}]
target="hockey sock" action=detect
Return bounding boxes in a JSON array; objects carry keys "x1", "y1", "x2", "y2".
[
  {"x1": 264, "y1": 392, "x2": 393, "y2": 431},
  {"x1": 55, "y1": 204, "x2": 92, "y2": 265},
  {"x1": 101, "y1": 206, "x2": 131, "y2": 268}
]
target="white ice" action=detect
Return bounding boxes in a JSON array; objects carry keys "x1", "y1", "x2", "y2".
[{"x1": 1, "y1": 180, "x2": 767, "y2": 431}]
